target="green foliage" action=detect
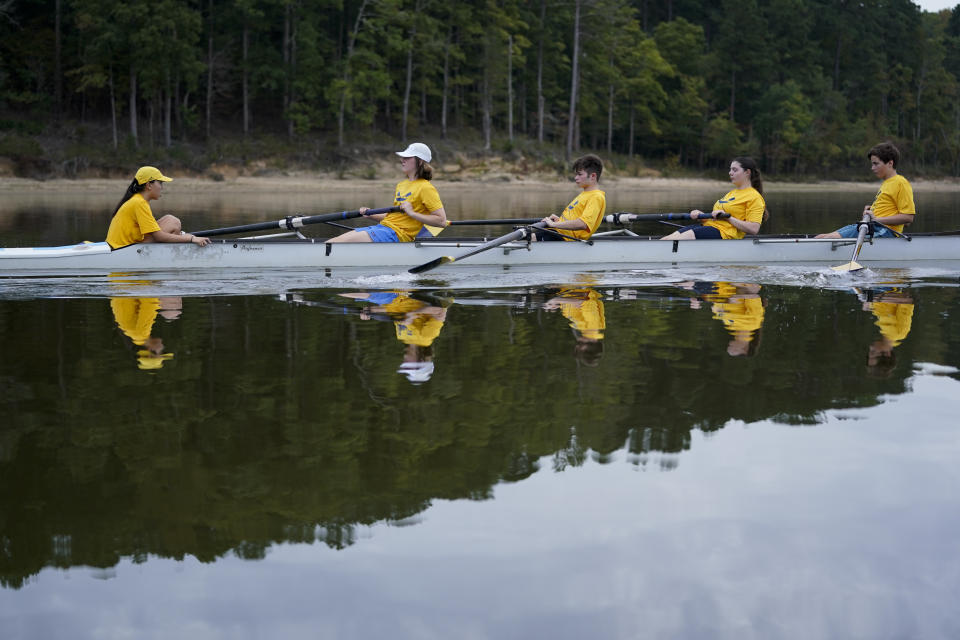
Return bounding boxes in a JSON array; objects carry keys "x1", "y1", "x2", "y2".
[
  {"x1": 0, "y1": 132, "x2": 43, "y2": 157},
  {"x1": 0, "y1": 0, "x2": 958, "y2": 175},
  {"x1": 703, "y1": 113, "x2": 743, "y2": 161}
]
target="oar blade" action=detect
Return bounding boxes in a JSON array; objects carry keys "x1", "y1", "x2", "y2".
[
  {"x1": 831, "y1": 213, "x2": 872, "y2": 272},
  {"x1": 831, "y1": 260, "x2": 863, "y2": 272},
  {"x1": 408, "y1": 256, "x2": 454, "y2": 274}
]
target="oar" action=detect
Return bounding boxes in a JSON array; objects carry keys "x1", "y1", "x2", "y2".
[
  {"x1": 190, "y1": 206, "x2": 400, "y2": 238},
  {"x1": 832, "y1": 213, "x2": 872, "y2": 272},
  {"x1": 409, "y1": 221, "x2": 548, "y2": 274},
  {"x1": 605, "y1": 212, "x2": 730, "y2": 224},
  {"x1": 447, "y1": 218, "x2": 542, "y2": 226},
  {"x1": 448, "y1": 213, "x2": 732, "y2": 227}
]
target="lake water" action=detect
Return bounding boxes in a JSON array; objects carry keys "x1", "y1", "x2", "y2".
[{"x1": 1, "y1": 181, "x2": 960, "y2": 639}]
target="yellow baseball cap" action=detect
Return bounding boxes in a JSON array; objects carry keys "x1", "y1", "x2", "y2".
[
  {"x1": 137, "y1": 349, "x2": 174, "y2": 370},
  {"x1": 135, "y1": 166, "x2": 173, "y2": 185}
]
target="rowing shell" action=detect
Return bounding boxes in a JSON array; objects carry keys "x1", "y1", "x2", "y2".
[{"x1": 1, "y1": 234, "x2": 958, "y2": 274}]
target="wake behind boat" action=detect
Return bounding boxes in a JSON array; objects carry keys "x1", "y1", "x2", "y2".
[{"x1": 3, "y1": 230, "x2": 960, "y2": 275}]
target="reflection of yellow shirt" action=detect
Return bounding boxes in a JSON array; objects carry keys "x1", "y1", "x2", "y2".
[
  {"x1": 396, "y1": 316, "x2": 444, "y2": 346},
  {"x1": 557, "y1": 289, "x2": 606, "y2": 339},
  {"x1": 872, "y1": 301, "x2": 914, "y2": 345},
  {"x1": 381, "y1": 296, "x2": 425, "y2": 315},
  {"x1": 382, "y1": 179, "x2": 444, "y2": 242},
  {"x1": 379, "y1": 294, "x2": 446, "y2": 346},
  {"x1": 699, "y1": 282, "x2": 737, "y2": 302},
  {"x1": 110, "y1": 297, "x2": 160, "y2": 345},
  {"x1": 106, "y1": 193, "x2": 162, "y2": 249},
  {"x1": 712, "y1": 298, "x2": 765, "y2": 339},
  {"x1": 870, "y1": 175, "x2": 915, "y2": 234},
  {"x1": 555, "y1": 189, "x2": 607, "y2": 241},
  {"x1": 704, "y1": 187, "x2": 765, "y2": 239}
]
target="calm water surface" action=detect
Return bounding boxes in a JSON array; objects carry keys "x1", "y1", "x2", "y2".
[{"x1": 1, "y1": 184, "x2": 960, "y2": 639}]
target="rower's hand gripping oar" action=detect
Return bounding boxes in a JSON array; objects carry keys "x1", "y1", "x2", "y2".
[
  {"x1": 832, "y1": 213, "x2": 872, "y2": 272},
  {"x1": 605, "y1": 211, "x2": 731, "y2": 224},
  {"x1": 409, "y1": 221, "x2": 548, "y2": 274},
  {"x1": 190, "y1": 206, "x2": 401, "y2": 238}
]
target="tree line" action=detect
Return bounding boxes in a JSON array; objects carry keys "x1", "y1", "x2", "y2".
[{"x1": 3, "y1": 0, "x2": 960, "y2": 176}]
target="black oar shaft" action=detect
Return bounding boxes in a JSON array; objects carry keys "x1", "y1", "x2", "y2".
[
  {"x1": 448, "y1": 218, "x2": 542, "y2": 226},
  {"x1": 606, "y1": 212, "x2": 731, "y2": 224},
  {"x1": 409, "y1": 222, "x2": 547, "y2": 274},
  {"x1": 191, "y1": 206, "x2": 400, "y2": 238},
  {"x1": 453, "y1": 221, "x2": 547, "y2": 262}
]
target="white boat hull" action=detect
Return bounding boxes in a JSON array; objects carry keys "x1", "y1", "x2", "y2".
[{"x1": 1, "y1": 235, "x2": 958, "y2": 274}]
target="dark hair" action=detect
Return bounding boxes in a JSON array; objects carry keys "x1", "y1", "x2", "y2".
[
  {"x1": 414, "y1": 158, "x2": 433, "y2": 181},
  {"x1": 573, "y1": 154, "x2": 603, "y2": 180},
  {"x1": 574, "y1": 335, "x2": 604, "y2": 366},
  {"x1": 867, "y1": 344, "x2": 896, "y2": 378},
  {"x1": 113, "y1": 178, "x2": 147, "y2": 215},
  {"x1": 868, "y1": 142, "x2": 900, "y2": 168},
  {"x1": 732, "y1": 156, "x2": 769, "y2": 223}
]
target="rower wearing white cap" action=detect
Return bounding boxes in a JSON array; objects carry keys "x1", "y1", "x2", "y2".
[{"x1": 327, "y1": 142, "x2": 447, "y2": 243}]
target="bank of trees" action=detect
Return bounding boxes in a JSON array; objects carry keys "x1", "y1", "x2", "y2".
[{"x1": 3, "y1": 0, "x2": 960, "y2": 175}]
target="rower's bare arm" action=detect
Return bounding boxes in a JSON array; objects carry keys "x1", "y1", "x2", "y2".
[
  {"x1": 147, "y1": 230, "x2": 210, "y2": 246},
  {"x1": 542, "y1": 215, "x2": 588, "y2": 231},
  {"x1": 360, "y1": 207, "x2": 388, "y2": 221},
  {"x1": 874, "y1": 212, "x2": 915, "y2": 226},
  {"x1": 402, "y1": 203, "x2": 446, "y2": 227},
  {"x1": 729, "y1": 217, "x2": 761, "y2": 235}
]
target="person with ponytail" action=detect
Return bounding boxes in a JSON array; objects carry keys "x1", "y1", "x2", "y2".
[
  {"x1": 661, "y1": 157, "x2": 767, "y2": 240},
  {"x1": 327, "y1": 142, "x2": 447, "y2": 243},
  {"x1": 105, "y1": 166, "x2": 211, "y2": 249}
]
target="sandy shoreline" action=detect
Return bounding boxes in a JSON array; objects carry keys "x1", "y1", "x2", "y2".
[{"x1": 2, "y1": 173, "x2": 959, "y2": 192}]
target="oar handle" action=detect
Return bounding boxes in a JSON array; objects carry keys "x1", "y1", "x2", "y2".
[
  {"x1": 192, "y1": 206, "x2": 400, "y2": 237},
  {"x1": 606, "y1": 211, "x2": 731, "y2": 224}
]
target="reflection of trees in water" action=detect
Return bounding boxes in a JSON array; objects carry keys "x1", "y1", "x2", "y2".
[{"x1": 0, "y1": 285, "x2": 951, "y2": 587}]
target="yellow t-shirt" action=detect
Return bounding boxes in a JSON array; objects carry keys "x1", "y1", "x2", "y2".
[
  {"x1": 698, "y1": 281, "x2": 738, "y2": 303},
  {"x1": 382, "y1": 179, "x2": 444, "y2": 242},
  {"x1": 712, "y1": 297, "x2": 765, "y2": 339},
  {"x1": 377, "y1": 294, "x2": 446, "y2": 346},
  {"x1": 555, "y1": 189, "x2": 607, "y2": 241},
  {"x1": 380, "y1": 295, "x2": 425, "y2": 315},
  {"x1": 395, "y1": 315, "x2": 445, "y2": 347},
  {"x1": 110, "y1": 297, "x2": 160, "y2": 345},
  {"x1": 704, "y1": 187, "x2": 765, "y2": 239},
  {"x1": 871, "y1": 301, "x2": 914, "y2": 346},
  {"x1": 870, "y1": 175, "x2": 915, "y2": 233},
  {"x1": 106, "y1": 193, "x2": 162, "y2": 249},
  {"x1": 557, "y1": 289, "x2": 606, "y2": 339}
]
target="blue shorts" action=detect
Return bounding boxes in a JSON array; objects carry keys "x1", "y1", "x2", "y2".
[
  {"x1": 363, "y1": 224, "x2": 400, "y2": 242},
  {"x1": 834, "y1": 222, "x2": 897, "y2": 239},
  {"x1": 363, "y1": 292, "x2": 400, "y2": 305},
  {"x1": 677, "y1": 224, "x2": 723, "y2": 239}
]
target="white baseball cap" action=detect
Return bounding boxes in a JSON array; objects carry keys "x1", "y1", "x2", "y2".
[
  {"x1": 398, "y1": 361, "x2": 434, "y2": 383},
  {"x1": 396, "y1": 142, "x2": 432, "y2": 163}
]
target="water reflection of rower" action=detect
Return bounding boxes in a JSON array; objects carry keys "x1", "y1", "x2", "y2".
[
  {"x1": 542, "y1": 287, "x2": 605, "y2": 366},
  {"x1": 860, "y1": 288, "x2": 914, "y2": 377},
  {"x1": 341, "y1": 291, "x2": 448, "y2": 384},
  {"x1": 679, "y1": 281, "x2": 765, "y2": 357},
  {"x1": 110, "y1": 297, "x2": 181, "y2": 370}
]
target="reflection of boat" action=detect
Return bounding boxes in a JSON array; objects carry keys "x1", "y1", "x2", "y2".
[{"x1": 3, "y1": 233, "x2": 960, "y2": 273}]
